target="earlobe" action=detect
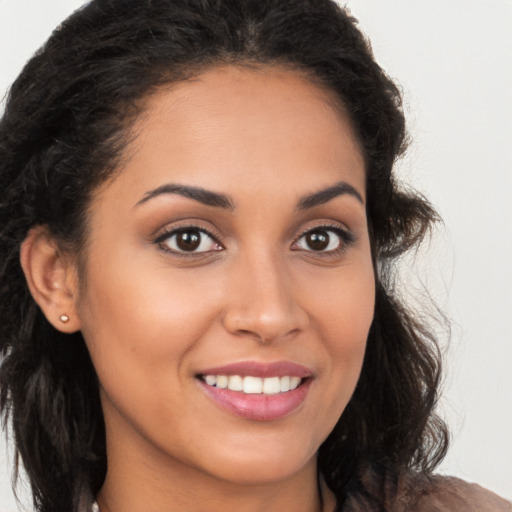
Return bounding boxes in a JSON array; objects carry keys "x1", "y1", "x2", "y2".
[{"x1": 20, "y1": 226, "x2": 81, "y2": 333}]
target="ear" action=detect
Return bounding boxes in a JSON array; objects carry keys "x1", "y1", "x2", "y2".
[{"x1": 20, "y1": 226, "x2": 81, "y2": 333}]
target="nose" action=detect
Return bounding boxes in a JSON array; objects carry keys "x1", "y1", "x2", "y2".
[{"x1": 221, "y1": 250, "x2": 309, "y2": 344}]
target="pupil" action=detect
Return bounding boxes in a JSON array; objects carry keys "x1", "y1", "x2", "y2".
[
  {"x1": 307, "y1": 231, "x2": 329, "y2": 251},
  {"x1": 177, "y1": 230, "x2": 201, "y2": 251}
]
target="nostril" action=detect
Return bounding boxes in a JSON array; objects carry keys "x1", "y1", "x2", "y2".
[{"x1": 235, "y1": 329, "x2": 270, "y2": 344}]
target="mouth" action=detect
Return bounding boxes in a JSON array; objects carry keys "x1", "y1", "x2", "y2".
[
  {"x1": 196, "y1": 361, "x2": 313, "y2": 421},
  {"x1": 199, "y1": 374, "x2": 303, "y2": 395}
]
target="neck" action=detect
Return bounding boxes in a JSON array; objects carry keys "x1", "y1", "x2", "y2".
[{"x1": 97, "y1": 452, "x2": 332, "y2": 512}]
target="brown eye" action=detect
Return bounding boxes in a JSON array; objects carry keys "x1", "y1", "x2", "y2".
[
  {"x1": 159, "y1": 228, "x2": 221, "y2": 253},
  {"x1": 294, "y1": 228, "x2": 350, "y2": 253},
  {"x1": 176, "y1": 230, "x2": 201, "y2": 251},
  {"x1": 305, "y1": 230, "x2": 330, "y2": 251}
]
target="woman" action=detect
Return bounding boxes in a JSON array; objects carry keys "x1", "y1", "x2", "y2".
[{"x1": 0, "y1": 1, "x2": 510, "y2": 511}]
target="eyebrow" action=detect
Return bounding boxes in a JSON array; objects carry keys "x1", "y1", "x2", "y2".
[
  {"x1": 136, "y1": 183, "x2": 235, "y2": 210},
  {"x1": 297, "y1": 181, "x2": 364, "y2": 210},
  {"x1": 136, "y1": 180, "x2": 363, "y2": 211}
]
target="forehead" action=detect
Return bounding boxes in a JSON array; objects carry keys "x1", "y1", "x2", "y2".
[{"x1": 96, "y1": 65, "x2": 365, "y2": 206}]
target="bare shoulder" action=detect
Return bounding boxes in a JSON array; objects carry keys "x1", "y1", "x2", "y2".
[{"x1": 411, "y1": 474, "x2": 512, "y2": 512}]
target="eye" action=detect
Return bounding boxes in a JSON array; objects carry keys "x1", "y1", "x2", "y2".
[
  {"x1": 156, "y1": 228, "x2": 222, "y2": 254},
  {"x1": 293, "y1": 227, "x2": 353, "y2": 253}
]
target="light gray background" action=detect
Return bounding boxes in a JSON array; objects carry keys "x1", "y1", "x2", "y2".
[{"x1": 1, "y1": 1, "x2": 511, "y2": 510}]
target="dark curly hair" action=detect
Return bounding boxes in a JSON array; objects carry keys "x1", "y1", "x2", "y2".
[{"x1": 0, "y1": 1, "x2": 449, "y2": 511}]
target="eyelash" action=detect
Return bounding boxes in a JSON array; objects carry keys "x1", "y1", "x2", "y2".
[
  {"x1": 291, "y1": 224, "x2": 356, "y2": 256},
  {"x1": 154, "y1": 224, "x2": 223, "y2": 257},
  {"x1": 153, "y1": 223, "x2": 356, "y2": 257}
]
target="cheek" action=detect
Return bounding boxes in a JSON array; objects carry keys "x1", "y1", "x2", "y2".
[
  {"x1": 75, "y1": 247, "x2": 225, "y2": 398},
  {"x1": 76, "y1": 262, "x2": 227, "y2": 445},
  {"x1": 304, "y1": 256, "x2": 375, "y2": 396},
  {"x1": 292, "y1": 260, "x2": 374, "y2": 450},
  {"x1": 306, "y1": 255, "x2": 375, "y2": 345}
]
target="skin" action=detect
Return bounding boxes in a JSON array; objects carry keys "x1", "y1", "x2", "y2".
[{"x1": 22, "y1": 65, "x2": 375, "y2": 512}]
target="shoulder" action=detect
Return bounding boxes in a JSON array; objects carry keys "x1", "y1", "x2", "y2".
[
  {"x1": 398, "y1": 472, "x2": 512, "y2": 512},
  {"x1": 340, "y1": 467, "x2": 512, "y2": 512}
]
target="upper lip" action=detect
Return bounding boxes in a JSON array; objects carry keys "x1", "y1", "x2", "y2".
[{"x1": 197, "y1": 361, "x2": 313, "y2": 378}]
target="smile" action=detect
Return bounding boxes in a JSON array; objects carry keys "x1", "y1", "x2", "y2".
[
  {"x1": 196, "y1": 361, "x2": 313, "y2": 421},
  {"x1": 201, "y1": 374, "x2": 302, "y2": 394}
]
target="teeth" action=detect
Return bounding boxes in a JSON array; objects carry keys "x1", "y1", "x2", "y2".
[
  {"x1": 202, "y1": 374, "x2": 303, "y2": 394},
  {"x1": 290, "y1": 376, "x2": 301, "y2": 389},
  {"x1": 243, "y1": 376, "x2": 262, "y2": 394},
  {"x1": 205, "y1": 375, "x2": 217, "y2": 386},
  {"x1": 216, "y1": 375, "x2": 228, "y2": 388},
  {"x1": 228, "y1": 375, "x2": 243, "y2": 391},
  {"x1": 262, "y1": 376, "x2": 280, "y2": 395},
  {"x1": 280, "y1": 375, "x2": 291, "y2": 392}
]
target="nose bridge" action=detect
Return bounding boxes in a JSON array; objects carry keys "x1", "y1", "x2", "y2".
[{"x1": 222, "y1": 246, "x2": 306, "y2": 342}]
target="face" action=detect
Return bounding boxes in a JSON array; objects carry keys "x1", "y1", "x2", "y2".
[{"x1": 75, "y1": 66, "x2": 374, "y2": 488}]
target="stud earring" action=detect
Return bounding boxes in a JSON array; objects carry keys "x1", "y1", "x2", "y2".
[{"x1": 59, "y1": 314, "x2": 70, "y2": 323}]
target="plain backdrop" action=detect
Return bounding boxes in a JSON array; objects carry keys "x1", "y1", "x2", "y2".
[{"x1": 1, "y1": 1, "x2": 511, "y2": 510}]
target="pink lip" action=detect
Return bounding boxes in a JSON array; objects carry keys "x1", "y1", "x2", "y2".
[
  {"x1": 197, "y1": 361, "x2": 313, "y2": 378},
  {"x1": 196, "y1": 361, "x2": 313, "y2": 421},
  {"x1": 198, "y1": 379, "x2": 311, "y2": 421}
]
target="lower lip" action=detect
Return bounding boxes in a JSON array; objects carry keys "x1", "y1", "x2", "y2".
[{"x1": 198, "y1": 379, "x2": 312, "y2": 421}]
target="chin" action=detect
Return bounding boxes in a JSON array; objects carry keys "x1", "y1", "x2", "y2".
[{"x1": 196, "y1": 435, "x2": 319, "y2": 485}]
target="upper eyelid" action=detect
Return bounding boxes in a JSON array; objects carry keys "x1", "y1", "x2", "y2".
[
  {"x1": 293, "y1": 223, "x2": 352, "y2": 241},
  {"x1": 153, "y1": 222, "x2": 222, "y2": 244}
]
